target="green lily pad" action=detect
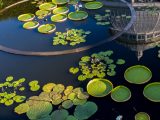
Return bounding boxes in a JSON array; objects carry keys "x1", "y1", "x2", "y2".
[
  {"x1": 36, "y1": 10, "x2": 50, "y2": 17},
  {"x1": 5, "y1": 99, "x2": 14, "y2": 106},
  {"x1": 68, "y1": 11, "x2": 88, "y2": 21},
  {"x1": 6, "y1": 76, "x2": 14, "y2": 81},
  {"x1": 74, "y1": 101, "x2": 98, "y2": 120},
  {"x1": 87, "y1": 78, "x2": 113, "y2": 97},
  {"x1": 30, "y1": 85, "x2": 40, "y2": 91},
  {"x1": 62, "y1": 100, "x2": 73, "y2": 109},
  {"x1": 52, "y1": 7, "x2": 69, "y2": 14},
  {"x1": 69, "y1": 67, "x2": 79, "y2": 74},
  {"x1": 43, "y1": 83, "x2": 56, "y2": 92},
  {"x1": 135, "y1": 112, "x2": 150, "y2": 120},
  {"x1": 39, "y1": 2, "x2": 57, "y2": 10},
  {"x1": 85, "y1": 1, "x2": 103, "y2": 10},
  {"x1": 52, "y1": 0, "x2": 68, "y2": 5},
  {"x1": 38, "y1": 24, "x2": 56, "y2": 34},
  {"x1": 143, "y1": 82, "x2": 160, "y2": 102},
  {"x1": 14, "y1": 103, "x2": 30, "y2": 114},
  {"x1": 124, "y1": 65, "x2": 152, "y2": 84},
  {"x1": 66, "y1": 115, "x2": 78, "y2": 120},
  {"x1": 51, "y1": 109, "x2": 69, "y2": 120},
  {"x1": 51, "y1": 14, "x2": 67, "y2": 22},
  {"x1": 23, "y1": 21, "x2": 39, "y2": 29},
  {"x1": 111, "y1": 85, "x2": 131, "y2": 102},
  {"x1": 116, "y1": 59, "x2": 125, "y2": 65},
  {"x1": 18, "y1": 13, "x2": 35, "y2": 22}
]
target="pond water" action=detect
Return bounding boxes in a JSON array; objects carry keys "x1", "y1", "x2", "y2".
[{"x1": 0, "y1": 0, "x2": 160, "y2": 120}]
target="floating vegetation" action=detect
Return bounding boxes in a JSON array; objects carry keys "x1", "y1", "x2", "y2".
[
  {"x1": 69, "y1": 67, "x2": 79, "y2": 74},
  {"x1": 23, "y1": 21, "x2": 39, "y2": 29},
  {"x1": 87, "y1": 78, "x2": 113, "y2": 97},
  {"x1": 52, "y1": 7, "x2": 69, "y2": 14},
  {"x1": 135, "y1": 112, "x2": 150, "y2": 120},
  {"x1": 29, "y1": 80, "x2": 40, "y2": 91},
  {"x1": 52, "y1": 0, "x2": 68, "y2": 5},
  {"x1": 85, "y1": 1, "x2": 103, "y2": 10},
  {"x1": 51, "y1": 14, "x2": 67, "y2": 22},
  {"x1": 0, "y1": 76, "x2": 26, "y2": 106},
  {"x1": 38, "y1": 24, "x2": 56, "y2": 34},
  {"x1": 94, "y1": 13, "x2": 110, "y2": 26},
  {"x1": 68, "y1": 11, "x2": 88, "y2": 21},
  {"x1": 111, "y1": 85, "x2": 131, "y2": 102},
  {"x1": 124, "y1": 65, "x2": 152, "y2": 84},
  {"x1": 35, "y1": 9, "x2": 51, "y2": 18},
  {"x1": 14, "y1": 82, "x2": 97, "y2": 120},
  {"x1": 69, "y1": 50, "x2": 125, "y2": 81},
  {"x1": 74, "y1": 101, "x2": 98, "y2": 120},
  {"x1": 53, "y1": 29, "x2": 91, "y2": 46},
  {"x1": 18, "y1": 13, "x2": 35, "y2": 22},
  {"x1": 81, "y1": 0, "x2": 94, "y2": 2},
  {"x1": 68, "y1": 0, "x2": 79, "y2": 5},
  {"x1": 39, "y1": 2, "x2": 57, "y2": 11},
  {"x1": 143, "y1": 82, "x2": 160, "y2": 102}
]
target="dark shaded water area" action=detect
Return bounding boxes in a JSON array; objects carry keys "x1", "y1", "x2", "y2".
[{"x1": 0, "y1": 0, "x2": 160, "y2": 120}]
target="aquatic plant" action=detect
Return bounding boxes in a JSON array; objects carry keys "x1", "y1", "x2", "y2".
[
  {"x1": 38, "y1": 24, "x2": 56, "y2": 34},
  {"x1": 68, "y1": 11, "x2": 88, "y2": 21},
  {"x1": 29, "y1": 80, "x2": 40, "y2": 91},
  {"x1": 53, "y1": 29, "x2": 91, "y2": 46},
  {"x1": 124, "y1": 65, "x2": 152, "y2": 84},
  {"x1": 69, "y1": 50, "x2": 125, "y2": 81},
  {"x1": 23, "y1": 21, "x2": 39, "y2": 29},
  {"x1": 85, "y1": 1, "x2": 103, "y2": 10},
  {"x1": 39, "y1": 2, "x2": 57, "y2": 10},
  {"x1": 52, "y1": 7, "x2": 69, "y2": 14},
  {"x1": 143, "y1": 82, "x2": 160, "y2": 102},
  {"x1": 87, "y1": 78, "x2": 113, "y2": 97},
  {"x1": 111, "y1": 85, "x2": 131, "y2": 102},
  {"x1": 18, "y1": 13, "x2": 35, "y2": 22},
  {"x1": 95, "y1": 14, "x2": 110, "y2": 26},
  {"x1": 51, "y1": 109, "x2": 69, "y2": 120},
  {"x1": 0, "y1": 76, "x2": 26, "y2": 106},
  {"x1": 69, "y1": 67, "x2": 79, "y2": 74},
  {"x1": 52, "y1": 0, "x2": 68, "y2": 5},
  {"x1": 35, "y1": 9, "x2": 51, "y2": 19},
  {"x1": 51, "y1": 14, "x2": 67, "y2": 22},
  {"x1": 68, "y1": 0, "x2": 79, "y2": 5},
  {"x1": 135, "y1": 112, "x2": 150, "y2": 120}
]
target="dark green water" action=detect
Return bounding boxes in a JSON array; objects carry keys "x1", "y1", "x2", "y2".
[{"x1": 0, "y1": 0, "x2": 160, "y2": 120}]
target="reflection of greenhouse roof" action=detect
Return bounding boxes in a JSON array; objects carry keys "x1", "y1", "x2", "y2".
[{"x1": 111, "y1": 9, "x2": 160, "y2": 34}]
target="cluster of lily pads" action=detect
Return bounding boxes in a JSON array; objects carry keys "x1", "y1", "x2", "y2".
[
  {"x1": 0, "y1": 76, "x2": 26, "y2": 106},
  {"x1": 94, "y1": 9, "x2": 111, "y2": 26},
  {"x1": 14, "y1": 82, "x2": 98, "y2": 120},
  {"x1": 87, "y1": 78, "x2": 131, "y2": 102},
  {"x1": 53, "y1": 29, "x2": 91, "y2": 46},
  {"x1": 69, "y1": 50, "x2": 125, "y2": 81}
]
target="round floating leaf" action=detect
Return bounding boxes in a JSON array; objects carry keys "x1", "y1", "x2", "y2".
[
  {"x1": 14, "y1": 103, "x2": 30, "y2": 114},
  {"x1": 66, "y1": 115, "x2": 78, "y2": 120},
  {"x1": 30, "y1": 85, "x2": 40, "y2": 91},
  {"x1": 52, "y1": 0, "x2": 68, "y2": 5},
  {"x1": 74, "y1": 101, "x2": 98, "y2": 120},
  {"x1": 68, "y1": 11, "x2": 88, "y2": 21},
  {"x1": 18, "y1": 13, "x2": 35, "y2": 22},
  {"x1": 19, "y1": 87, "x2": 25, "y2": 91},
  {"x1": 13, "y1": 95, "x2": 26, "y2": 103},
  {"x1": 111, "y1": 85, "x2": 131, "y2": 102},
  {"x1": 5, "y1": 99, "x2": 14, "y2": 106},
  {"x1": 29, "y1": 80, "x2": 39, "y2": 86},
  {"x1": 69, "y1": 67, "x2": 79, "y2": 74},
  {"x1": 51, "y1": 109, "x2": 69, "y2": 120},
  {"x1": 73, "y1": 98, "x2": 87, "y2": 105},
  {"x1": 27, "y1": 101, "x2": 53, "y2": 120},
  {"x1": 143, "y1": 82, "x2": 160, "y2": 102},
  {"x1": 23, "y1": 21, "x2": 39, "y2": 29},
  {"x1": 62, "y1": 100, "x2": 73, "y2": 109},
  {"x1": 135, "y1": 112, "x2": 150, "y2": 120},
  {"x1": 6, "y1": 76, "x2": 14, "y2": 82},
  {"x1": 116, "y1": 59, "x2": 125, "y2": 65},
  {"x1": 51, "y1": 14, "x2": 67, "y2": 22},
  {"x1": 36, "y1": 10, "x2": 50, "y2": 17},
  {"x1": 39, "y1": 2, "x2": 57, "y2": 10},
  {"x1": 87, "y1": 78, "x2": 113, "y2": 97},
  {"x1": 43, "y1": 83, "x2": 56, "y2": 92},
  {"x1": 124, "y1": 65, "x2": 152, "y2": 84},
  {"x1": 85, "y1": 1, "x2": 103, "y2": 10},
  {"x1": 68, "y1": 92, "x2": 76, "y2": 100},
  {"x1": 38, "y1": 24, "x2": 56, "y2": 34},
  {"x1": 52, "y1": 7, "x2": 69, "y2": 14}
]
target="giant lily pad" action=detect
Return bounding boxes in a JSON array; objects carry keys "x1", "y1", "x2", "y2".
[
  {"x1": 39, "y1": 2, "x2": 57, "y2": 10},
  {"x1": 135, "y1": 112, "x2": 150, "y2": 120},
  {"x1": 68, "y1": 11, "x2": 88, "y2": 21},
  {"x1": 51, "y1": 14, "x2": 67, "y2": 22},
  {"x1": 18, "y1": 13, "x2": 35, "y2": 22},
  {"x1": 52, "y1": 0, "x2": 68, "y2": 5},
  {"x1": 26, "y1": 101, "x2": 53, "y2": 120},
  {"x1": 143, "y1": 82, "x2": 160, "y2": 102},
  {"x1": 74, "y1": 101, "x2": 98, "y2": 120},
  {"x1": 87, "y1": 78, "x2": 113, "y2": 97},
  {"x1": 38, "y1": 24, "x2": 56, "y2": 34},
  {"x1": 111, "y1": 85, "x2": 131, "y2": 102},
  {"x1": 124, "y1": 65, "x2": 152, "y2": 84},
  {"x1": 23, "y1": 21, "x2": 39, "y2": 29},
  {"x1": 36, "y1": 10, "x2": 51, "y2": 18},
  {"x1": 85, "y1": 1, "x2": 103, "y2": 10},
  {"x1": 52, "y1": 7, "x2": 69, "y2": 14}
]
